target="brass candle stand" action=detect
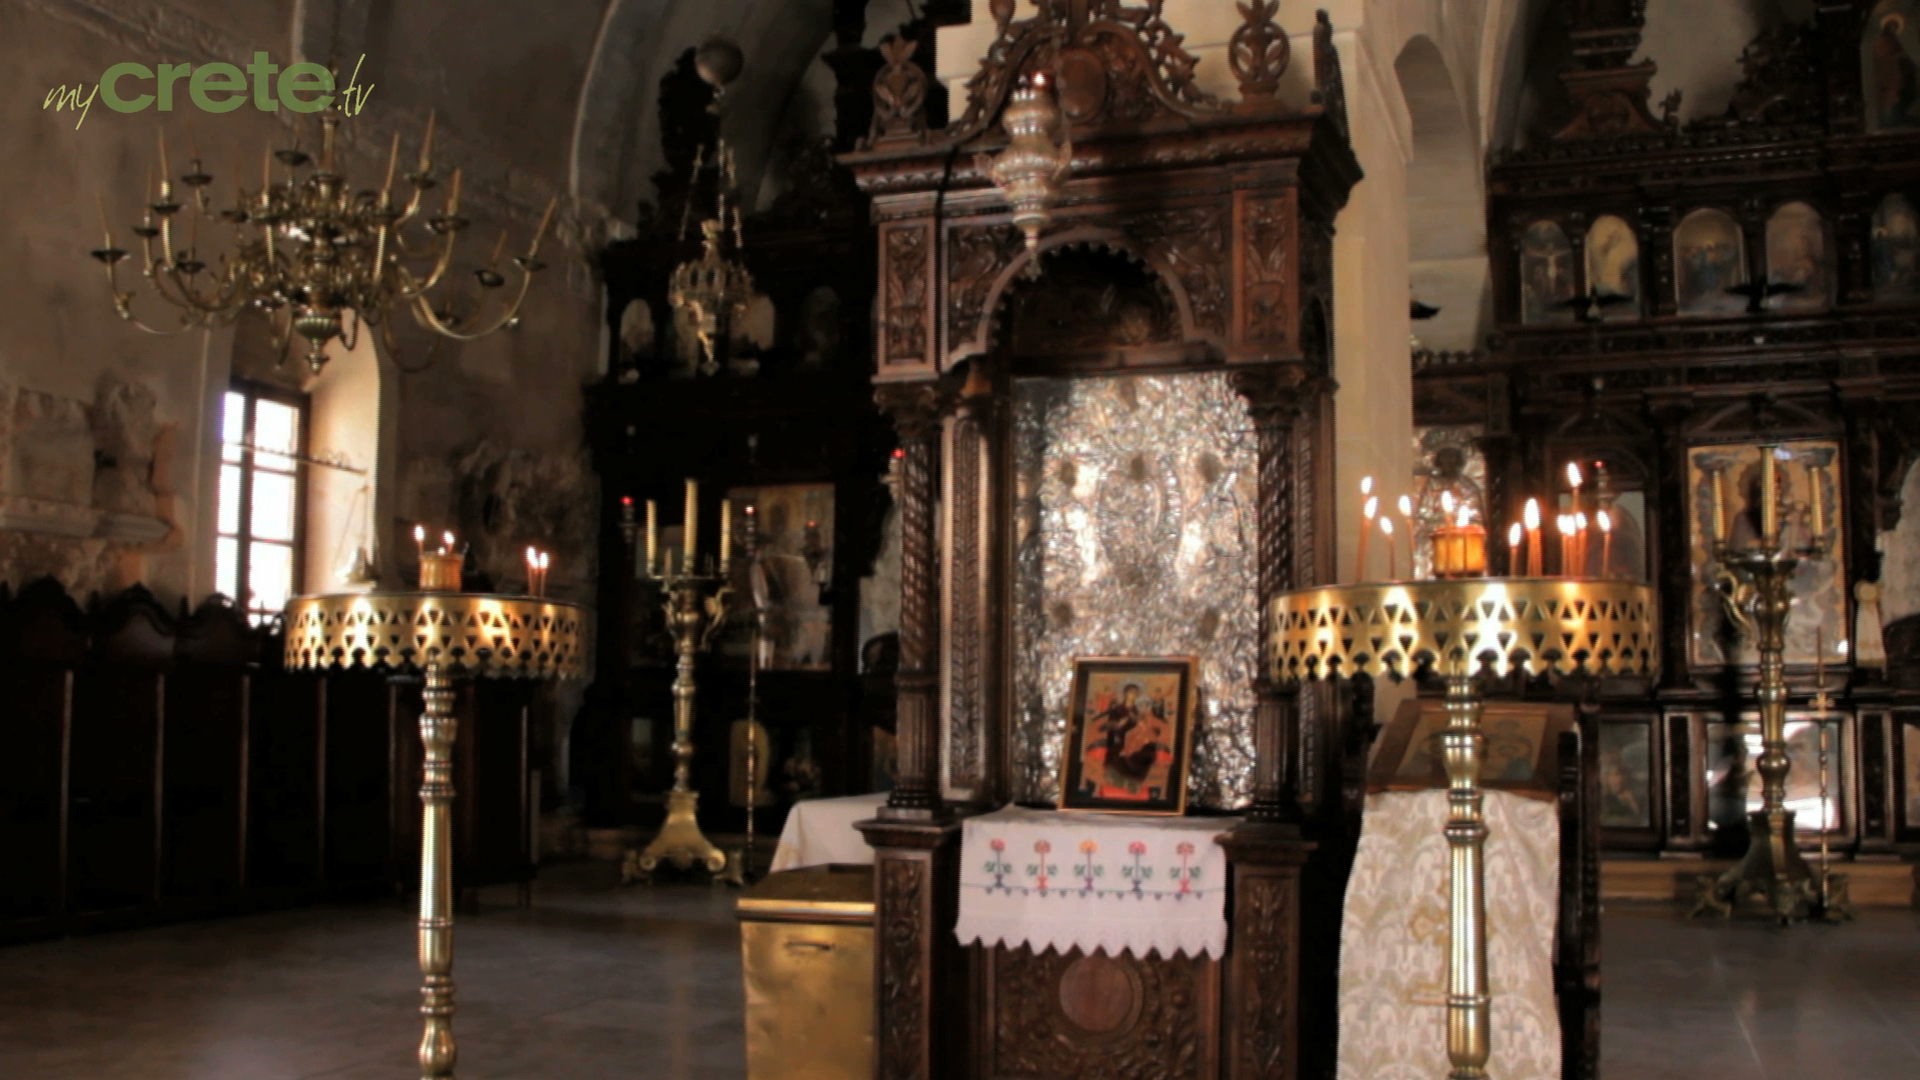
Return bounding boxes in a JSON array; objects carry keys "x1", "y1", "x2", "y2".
[
  {"x1": 1271, "y1": 578, "x2": 1658, "y2": 1080},
  {"x1": 284, "y1": 588, "x2": 588, "y2": 1080},
  {"x1": 626, "y1": 566, "x2": 740, "y2": 885},
  {"x1": 1690, "y1": 534, "x2": 1847, "y2": 925}
]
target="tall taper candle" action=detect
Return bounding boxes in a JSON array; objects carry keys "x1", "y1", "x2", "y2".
[
  {"x1": 1524, "y1": 499, "x2": 1543, "y2": 577},
  {"x1": 1557, "y1": 515, "x2": 1575, "y2": 577},
  {"x1": 1710, "y1": 467, "x2": 1728, "y2": 545},
  {"x1": 645, "y1": 500, "x2": 659, "y2": 577},
  {"x1": 1508, "y1": 522, "x2": 1523, "y2": 573},
  {"x1": 1598, "y1": 510, "x2": 1614, "y2": 578},
  {"x1": 719, "y1": 498, "x2": 732, "y2": 567},
  {"x1": 1380, "y1": 517, "x2": 1396, "y2": 580},
  {"x1": 683, "y1": 479, "x2": 699, "y2": 573},
  {"x1": 1760, "y1": 446, "x2": 1779, "y2": 546},
  {"x1": 1359, "y1": 494, "x2": 1378, "y2": 582}
]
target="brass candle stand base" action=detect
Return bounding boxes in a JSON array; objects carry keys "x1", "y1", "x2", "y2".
[
  {"x1": 622, "y1": 571, "x2": 742, "y2": 887},
  {"x1": 1271, "y1": 578, "x2": 1658, "y2": 1080},
  {"x1": 1692, "y1": 537, "x2": 1849, "y2": 927},
  {"x1": 284, "y1": 591, "x2": 589, "y2": 1080}
]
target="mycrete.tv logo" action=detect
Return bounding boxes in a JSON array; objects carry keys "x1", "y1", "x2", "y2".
[{"x1": 44, "y1": 53, "x2": 372, "y2": 129}]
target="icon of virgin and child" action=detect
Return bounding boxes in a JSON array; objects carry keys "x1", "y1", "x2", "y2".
[{"x1": 1080, "y1": 680, "x2": 1175, "y2": 800}]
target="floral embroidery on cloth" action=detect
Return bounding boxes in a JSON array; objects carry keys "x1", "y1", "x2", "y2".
[{"x1": 955, "y1": 806, "x2": 1241, "y2": 960}]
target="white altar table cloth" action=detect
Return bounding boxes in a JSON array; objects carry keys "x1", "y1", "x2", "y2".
[
  {"x1": 769, "y1": 792, "x2": 887, "y2": 872},
  {"x1": 955, "y1": 807, "x2": 1240, "y2": 960},
  {"x1": 1337, "y1": 789, "x2": 1561, "y2": 1080}
]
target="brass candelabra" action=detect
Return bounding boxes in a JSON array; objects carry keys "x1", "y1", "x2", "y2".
[
  {"x1": 625, "y1": 565, "x2": 739, "y2": 884},
  {"x1": 1690, "y1": 451, "x2": 1846, "y2": 923}
]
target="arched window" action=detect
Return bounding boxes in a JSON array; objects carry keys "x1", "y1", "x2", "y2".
[
  {"x1": 1583, "y1": 215, "x2": 1641, "y2": 321},
  {"x1": 1765, "y1": 202, "x2": 1832, "y2": 311},
  {"x1": 1519, "y1": 220, "x2": 1576, "y2": 325},
  {"x1": 1874, "y1": 194, "x2": 1920, "y2": 300},
  {"x1": 1674, "y1": 208, "x2": 1747, "y2": 316}
]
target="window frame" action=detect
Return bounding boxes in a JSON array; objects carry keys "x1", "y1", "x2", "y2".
[{"x1": 218, "y1": 378, "x2": 311, "y2": 624}]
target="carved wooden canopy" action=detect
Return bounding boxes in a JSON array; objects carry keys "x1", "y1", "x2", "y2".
[{"x1": 840, "y1": 0, "x2": 1360, "y2": 381}]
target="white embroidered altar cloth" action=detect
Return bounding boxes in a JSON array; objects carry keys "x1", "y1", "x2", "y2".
[
  {"x1": 954, "y1": 807, "x2": 1241, "y2": 960},
  {"x1": 1337, "y1": 789, "x2": 1561, "y2": 1080}
]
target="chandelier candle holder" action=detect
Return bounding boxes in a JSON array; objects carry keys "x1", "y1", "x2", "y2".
[
  {"x1": 982, "y1": 69, "x2": 1073, "y2": 273},
  {"x1": 415, "y1": 528, "x2": 465, "y2": 592},
  {"x1": 284, "y1": 590, "x2": 587, "y2": 1080},
  {"x1": 90, "y1": 106, "x2": 555, "y2": 374},
  {"x1": 625, "y1": 478, "x2": 740, "y2": 885},
  {"x1": 1691, "y1": 444, "x2": 1842, "y2": 925},
  {"x1": 1432, "y1": 504, "x2": 1488, "y2": 578},
  {"x1": 1271, "y1": 578, "x2": 1658, "y2": 1080}
]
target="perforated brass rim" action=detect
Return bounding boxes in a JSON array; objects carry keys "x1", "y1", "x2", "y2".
[
  {"x1": 1269, "y1": 578, "x2": 1659, "y2": 681},
  {"x1": 283, "y1": 592, "x2": 590, "y2": 679}
]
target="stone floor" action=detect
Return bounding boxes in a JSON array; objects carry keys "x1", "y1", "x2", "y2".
[{"x1": 0, "y1": 864, "x2": 1913, "y2": 1079}]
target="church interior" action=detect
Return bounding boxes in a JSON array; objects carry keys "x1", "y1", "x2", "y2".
[{"x1": 6, "y1": 0, "x2": 1920, "y2": 1078}]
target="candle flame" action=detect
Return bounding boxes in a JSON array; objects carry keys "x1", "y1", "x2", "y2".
[
  {"x1": 1524, "y1": 498, "x2": 1541, "y2": 529},
  {"x1": 1558, "y1": 514, "x2": 1575, "y2": 536},
  {"x1": 1567, "y1": 462, "x2": 1583, "y2": 488},
  {"x1": 1363, "y1": 495, "x2": 1378, "y2": 520},
  {"x1": 1508, "y1": 522, "x2": 1523, "y2": 546},
  {"x1": 1360, "y1": 475, "x2": 1373, "y2": 496},
  {"x1": 539, "y1": 552, "x2": 549, "y2": 569},
  {"x1": 527, "y1": 546, "x2": 537, "y2": 562},
  {"x1": 1380, "y1": 517, "x2": 1394, "y2": 536},
  {"x1": 1397, "y1": 494, "x2": 1413, "y2": 517},
  {"x1": 1440, "y1": 490, "x2": 1455, "y2": 514},
  {"x1": 443, "y1": 531, "x2": 455, "y2": 550},
  {"x1": 1598, "y1": 509, "x2": 1613, "y2": 533},
  {"x1": 1575, "y1": 511, "x2": 1588, "y2": 530},
  {"x1": 1456, "y1": 504, "x2": 1471, "y2": 528},
  {"x1": 414, "y1": 524, "x2": 425, "y2": 542}
]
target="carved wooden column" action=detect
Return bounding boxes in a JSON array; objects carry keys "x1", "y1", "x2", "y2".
[
  {"x1": 877, "y1": 380, "x2": 950, "y2": 817},
  {"x1": 1232, "y1": 366, "x2": 1310, "y2": 825},
  {"x1": 948, "y1": 363, "x2": 999, "y2": 803},
  {"x1": 863, "y1": 379, "x2": 964, "y2": 1080}
]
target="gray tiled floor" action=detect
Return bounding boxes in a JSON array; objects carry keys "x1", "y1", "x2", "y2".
[{"x1": 0, "y1": 865, "x2": 1914, "y2": 1079}]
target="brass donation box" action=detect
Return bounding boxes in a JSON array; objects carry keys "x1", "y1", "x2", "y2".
[{"x1": 736, "y1": 864, "x2": 874, "y2": 1080}]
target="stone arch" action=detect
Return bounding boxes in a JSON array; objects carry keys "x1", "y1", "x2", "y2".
[
  {"x1": 960, "y1": 225, "x2": 1213, "y2": 367},
  {"x1": 1397, "y1": 33, "x2": 1489, "y2": 353}
]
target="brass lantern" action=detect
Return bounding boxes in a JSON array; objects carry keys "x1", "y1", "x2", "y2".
[{"x1": 984, "y1": 72, "x2": 1073, "y2": 268}]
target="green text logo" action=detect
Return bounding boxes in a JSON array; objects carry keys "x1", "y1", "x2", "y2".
[{"x1": 44, "y1": 53, "x2": 372, "y2": 129}]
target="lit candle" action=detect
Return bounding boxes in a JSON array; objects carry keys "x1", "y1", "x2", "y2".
[
  {"x1": 719, "y1": 498, "x2": 732, "y2": 567},
  {"x1": 539, "y1": 552, "x2": 550, "y2": 595},
  {"x1": 1574, "y1": 511, "x2": 1589, "y2": 576},
  {"x1": 683, "y1": 479, "x2": 699, "y2": 573},
  {"x1": 1524, "y1": 498, "x2": 1543, "y2": 577},
  {"x1": 1808, "y1": 465, "x2": 1826, "y2": 541},
  {"x1": 1355, "y1": 476, "x2": 1374, "y2": 580},
  {"x1": 1441, "y1": 490, "x2": 1456, "y2": 518},
  {"x1": 1567, "y1": 461, "x2": 1584, "y2": 518},
  {"x1": 1398, "y1": 493, "x2": 1415, "y2": 540},
  {"x1": 527, "y1": 546, "x2": 538, "y2": 594},
  {"x1": 414, "y1": 524, "x2": 426, "y2": 562},
  {"x1": 442, "y1": 530, "x2": 456, "y2": 556},
  {"x1": 1358, "y1": 494, "x2": 1377, "y2": 581},
  {"x1": 1508, "y1": 521, "x2": 1523, "y2": 572},
  {"x1": 645, "y1": 499, "x2": 659, "y2": 576},
  {"x1": 1710, "y1": 466, "x2": 1728, "y2": 545},
  {"x1": 1380, "y1": 516, "x2": 1396, "y2": 580},
  {"x1": 1558, "y1": 514, "x2": 1575, "y2": 577},
  {"x1": 1760, "y1": 446, "x2": 1779, "y2": 546},
  {"x1": 1598, "y1": 509, "x2": 1614, "y2": 578}
]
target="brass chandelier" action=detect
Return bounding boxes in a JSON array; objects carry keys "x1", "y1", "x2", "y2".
[
  {"x1": 669, "y1": 37, "x2": 756, "y2": 376},
  {"x1": 90, "y1": 108, "x2": 555, "y2": 374}
]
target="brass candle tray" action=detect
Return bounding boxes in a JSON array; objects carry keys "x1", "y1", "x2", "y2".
[{"x1": 284, "y1": 591, "x2": 590, "y2": 679}]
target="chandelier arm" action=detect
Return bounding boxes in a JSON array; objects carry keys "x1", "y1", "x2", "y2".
[
  {"x1": 393, "y1": 230, "x2": 462, "y2": 298},
  {"x1": 102, "y1": 273, "x2": 204, "y2": 335},
  {"x1": 408, "y1": 272, "x2": 534, "y2": 341},
  {"x1": 152, "y1": 264, "x2": 243, "y2": 317}
]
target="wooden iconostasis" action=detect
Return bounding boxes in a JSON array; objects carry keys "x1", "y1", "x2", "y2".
[{"x1": 1415, "y1": 2, "x2": 1920, "y2": 862}]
